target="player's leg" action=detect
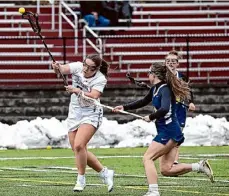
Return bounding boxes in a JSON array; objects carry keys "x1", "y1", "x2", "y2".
[
  {"x1": 159, "y1": 146, "x2": 214, "y2": 182},
  {"x1": 143, "y1": 140, "x2": 177, "y2": 196},
  {"x1": 87, "y1": 151, "x2": 114, "y2": 192},
  {"x1": 159, "y1": 146, "x2": 192, "y2": 176},
  {"x1": 72, "y1": 124, "x2": 96, "y2": 192},
  {"x1": 174, "y1": 146, "x2": 179, "y2": 165},
  {"x1": 68, "y1": 131, "x2": 114, "y2": 192},
  {"x1": 174, "y1": 127, "x2": 184, "y2": 164}
]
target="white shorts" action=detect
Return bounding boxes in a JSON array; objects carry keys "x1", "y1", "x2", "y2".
[{"x1": 66, "y1": 104, "x2": 103, "y2": 132}]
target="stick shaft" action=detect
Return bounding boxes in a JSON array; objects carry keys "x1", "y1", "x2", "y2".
[
  {"x1": 37, "y1": 33, "x2": 68, "y2": 86},
  {"x1": 99, "y1": 103, "x2": 143, "y2": 119},
  {"x1": 126, "y1": 73, "x2": 189, "y2": 108},
  {"x1": 24, "y1": 11, "x2": 68, "y2": 86},
  {"x1": 79, "y1": 93, "x2": 144, "y2": 119}
]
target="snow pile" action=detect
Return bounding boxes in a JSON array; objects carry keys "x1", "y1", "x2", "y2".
[{"x1": 0, "y1": 115, "x2": 228, "y2": 149}]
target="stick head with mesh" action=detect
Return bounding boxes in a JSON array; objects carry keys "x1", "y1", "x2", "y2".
[
  {"x1": 22, "y1": 11, "x2": 41, "y2": 34},
  {"x1": 78, "y1": 91, "x2": 97, "y2": 107}
]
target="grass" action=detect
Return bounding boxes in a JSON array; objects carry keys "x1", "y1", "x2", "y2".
[{"x1": 0, "y1": 146, "x2": 229, "y2": 196}]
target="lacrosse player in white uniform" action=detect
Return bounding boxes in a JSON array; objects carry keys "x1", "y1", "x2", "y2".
[{"x1": 52, "y1": 54, "x2": 114, "y2": 193}]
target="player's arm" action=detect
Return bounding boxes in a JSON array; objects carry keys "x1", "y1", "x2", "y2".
[
  {"x1": 66, "y1": 78, "x2": 106, "y2": 100},
  {"x1": 180, "y1": 73, "x2": 195, "y2": 111},
  {"x1": 65, "y1": 86, "x2": 102, "y2": 99},
  {"x1": 148, "y1": 87, "x2": 171, "y2": 121},
  {"x1": 51, "y1": 62, "x2": 71, "y2": 75},
  {"x1": 75, "y1": 77, "x2": 107, "y2": 99},
  {"x1": 83, "y1": 89, "x2": 101, "y2": 99},
  {"x1": 122, "y1": 88, "x2": 153, "y2": 110}
]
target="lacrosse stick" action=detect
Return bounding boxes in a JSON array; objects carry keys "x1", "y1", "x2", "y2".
[
  {"x1": 78, "y1": 91, "x2": 144, "y2": 119},
  {"x1": 21, "y1": 11, "x2": 68, "y2": 86},
  {"x1": 126, "y1": 73, "x2": 151, "y2": 88},
  {"x1": 126, "y1": 73, "x2": 189, "y2": 109}
]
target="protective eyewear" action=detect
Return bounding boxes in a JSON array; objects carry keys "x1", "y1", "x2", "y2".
[
  {"x1": 83, "y1": 61, "x2": 97, "y2": 71},
  {"x1": 165, "y1": 58, "x2": 178, "y2": 64}
]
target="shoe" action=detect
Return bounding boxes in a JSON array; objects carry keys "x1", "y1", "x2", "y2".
[
  {"x1": 100, "y1": 168, "x2": 114, "y2": 192},
  {"x1": 199, "y1": 159, "x2": 214, "y2": 183},
  {"x1": 73, "y1": 179, "x2": 86, "y2": 192},
  {"x1": 143, "y1": 190, "x2": 160, "y2": 196}
]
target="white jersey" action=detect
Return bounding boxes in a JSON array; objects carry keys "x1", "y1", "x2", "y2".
[{"x1": 69, "y1": 61, "x2": 107, "y2": 108}]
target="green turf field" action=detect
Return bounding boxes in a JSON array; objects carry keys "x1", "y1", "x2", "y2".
[{"x1": 0, "y1": 146, "x2": 229, "y2": 196}]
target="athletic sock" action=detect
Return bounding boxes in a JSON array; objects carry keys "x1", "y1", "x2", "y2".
[
  {"x1": 148, "y1": 184, "x2": 159, "y2": 192},
  {"x1": 99, "y1": 167, "x2": 107, "y2": 177},
  {"x1": 192, "y1": 163, "x2": 200, "y2": 171},
  {"x1": 77, "y1": 174, "x2": 85, "y2": 183}
]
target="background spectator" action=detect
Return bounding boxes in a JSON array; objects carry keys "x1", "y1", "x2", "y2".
[{"x1": 79, "y1": 1, "x2": 110, "y2": 27}]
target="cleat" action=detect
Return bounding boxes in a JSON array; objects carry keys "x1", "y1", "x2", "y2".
[
  {"x1": 199, "y1": 159, "x2": 214, "y2": 183},
  {"x1": 73, "y1": 180, "x2": 86, "y2": 192},
  {"x1": 100, "y1": 168, "x2": 114, "y2": 192},
  {"x1": 143, "y1": 191, "x2": 160, "y2": 196}
]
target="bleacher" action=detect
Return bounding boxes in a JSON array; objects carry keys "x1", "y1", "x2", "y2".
[
  {"x1": 0, "y1": 2, "x2": 79, "y2": 86},
  {"x1": 90, "y1": 1, "x2": 229, "y2": 84},
  {"x1": 0, "y1": 1, "x2": 229, "y2": 85}
]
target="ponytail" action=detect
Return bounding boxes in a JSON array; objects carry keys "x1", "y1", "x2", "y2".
[
  {"x1": 150, "y1": 62, "x2": 190, "y2": 101},
  {"x1": 99, "y1": 59, "x2": 109, "y2": 78},
  {"x1": 165, "y1": 65, "x2": 190, "y2": 101}
]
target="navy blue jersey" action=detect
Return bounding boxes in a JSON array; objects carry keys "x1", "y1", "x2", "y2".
[
  {"x1": 151, "y1": 83, "x2": 176, "y2": 125},
  {"x1": 123, "y1": 82, "x2": 184, "y2": 145}
]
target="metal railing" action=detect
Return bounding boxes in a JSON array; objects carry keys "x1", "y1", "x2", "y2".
[
  {"x1": 0, "y1": 35, "x2": 229, "y2": 84},
  {"x1": 83, "y1": 25, "x2": 103, "y2": 59},
  {"x1": 59, "y1": 0, "x2": 78, "y2": 54},
  {"x1": 35, "y1": 0, "x2": 55, "y2": 30}
]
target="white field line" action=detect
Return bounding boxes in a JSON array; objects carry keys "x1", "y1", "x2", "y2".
[
  {"x1": 181, "y1": 154, "x2": 229, "y2": 157},
  {"x1": 1, "y1": 166, "x2": 229, "y2": 184},
  {"x1": 12, "y1": 183, "x2": 229, "y2": 196},
  {"x1": 15, "y1": 183, "x2": 106, "y2": 187},
  {"x1": 0, "y1": 154, "x2": 226, "y2": 161},
  {"x1": 0, "y1": 167, "x2": 91, "y2": 173},
  {"x1": 0, "y1": 156, "x2": 74, "y2": 161}
]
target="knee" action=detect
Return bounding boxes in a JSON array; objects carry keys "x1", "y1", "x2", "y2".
[
  {"x1": 160, "y1": 165, "x2": 172, "y2": 176},
  {"x1": 73, "y1": 143, "x2": 85, "y2": 152},
  {"x1": 143, "y1": 152, "x2": 148, "y2": 164},
  {"x1": 103, "y1": 19, "x2": 110, "y2": 26},
  {"x1": 143, "y1": 152, "x2": 156, "y2": 164}
]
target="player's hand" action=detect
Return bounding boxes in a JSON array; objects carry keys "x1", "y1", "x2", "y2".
[
  {"x1": 143, "y1": 115, "x2": 151, "y2": 122},
  {"x1": 51, "y1": 61, "x2": 61, "y2": 70},
  {"x1": 189, "y1": 103, "x2": 196, "y2": 111},
  {"x1": 112, "y1": 105, "x2": 124, "y2": 113},
  {"x1": 51, "y1": 62, "x2": 62, "y2": 75},
  {"x1": 65, "y1": 85, "x2": 79, "y2": 94}
]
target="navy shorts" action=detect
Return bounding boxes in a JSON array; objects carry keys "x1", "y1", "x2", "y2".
[{"x1": 153, "y1": 121, "x2": 184, "y2": 145}]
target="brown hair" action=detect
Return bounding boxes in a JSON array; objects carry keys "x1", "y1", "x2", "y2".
[
  {"x1": 86, "y1": 54, "x2": 109, "y2": 78},
  {"x1": 150, "y1": 62, "x2": 190, "y2": 100},
  {"x1": 165, "y1": 50, "x2": 182, "y2": 60}
]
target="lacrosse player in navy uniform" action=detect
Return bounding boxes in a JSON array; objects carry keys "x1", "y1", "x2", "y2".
[
  {"x1": 52, "y1": 54, "x2": 114, "y2": 193},
  {"x1": 165, "y1": 50, "x2": 196, "y2": 164},
  {"x1": 114, "y1": 62, "x2": 213, "y2": 196}
]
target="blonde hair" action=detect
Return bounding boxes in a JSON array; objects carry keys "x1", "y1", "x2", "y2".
[{"x1": 150, "y1": 62, "x2": 190, "y2": 100}]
